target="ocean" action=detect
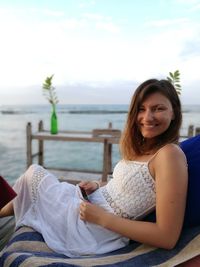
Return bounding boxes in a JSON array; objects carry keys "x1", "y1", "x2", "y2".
[{"x1": 0, "y1": 104, "x2": 200, "y2": 184}]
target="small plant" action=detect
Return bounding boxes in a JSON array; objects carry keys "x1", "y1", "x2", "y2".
[
  {"x1": 167, "y1": 70, "x2": 181, "y2": 95},
  {"x1": 42, "y1": 74, "x2": 59, "y2": 105},
  {"x1": 42, "y1": 74, "x2": 59, "y2": 134}
]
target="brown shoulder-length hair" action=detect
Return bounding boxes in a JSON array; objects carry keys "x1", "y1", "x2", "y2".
[{"x1": 120, "y1": 79, "x2": 182, "y2": 160}]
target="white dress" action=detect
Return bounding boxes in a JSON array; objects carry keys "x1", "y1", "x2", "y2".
[{"x1": 13, "y1": 160, "x2": 156, "y2": 257}]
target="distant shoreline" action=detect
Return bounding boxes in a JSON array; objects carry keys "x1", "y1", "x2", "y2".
[{"x1": 0, "y1": 104, "x2": 198, "y2": 115}]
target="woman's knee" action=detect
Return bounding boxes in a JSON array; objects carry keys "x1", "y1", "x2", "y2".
[{"x1": 25, "y1": 164, "x2": 42, "y2": 177}]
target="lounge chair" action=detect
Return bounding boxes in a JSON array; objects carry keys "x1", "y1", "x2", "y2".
[{"x1": 1, "y1": 135, "x2": 200, "y2": 266}]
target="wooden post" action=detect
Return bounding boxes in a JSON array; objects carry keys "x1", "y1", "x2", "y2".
[
  {"x1": 106, "y1": 123, "x2": 114, "y2": 177},
  {"x1": 107, "y1": 142, "x2": 112, "y2": 175},
  {"x1": 102, "y1": 139, "x2": 109, "y2": 182},
  {"x1": 38, "y1": 120, "x2": 44, "y2": 166},
  {"x1": 195, "y1": 127, "x2": 200, "y2": 136},
  {"x1": 188, "y1": 125, "x2": 194, "y2": 137},
  {"x1": 26, "y1": 122, "x2": 32, "y2": 168}
]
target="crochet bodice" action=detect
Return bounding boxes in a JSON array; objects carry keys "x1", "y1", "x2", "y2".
[{"x1": 100, "y1": 160, "x2": 156, "y2": 220}]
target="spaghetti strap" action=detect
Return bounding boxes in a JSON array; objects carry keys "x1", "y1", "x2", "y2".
[{"x1": 147, "y1": 143, "x2": 179, "y2": 163}]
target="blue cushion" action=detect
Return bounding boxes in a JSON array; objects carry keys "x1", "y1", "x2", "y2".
[{"x1": 180, "y1": 135, "x2": 200, "y2": 227}]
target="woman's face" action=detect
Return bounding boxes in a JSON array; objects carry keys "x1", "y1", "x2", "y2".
[{"x1": 137, "y1": 92, "x2": 174, "y2": 140}]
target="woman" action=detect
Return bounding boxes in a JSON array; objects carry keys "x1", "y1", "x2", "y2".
[{"x1": 0, "y1": 79, "x2": 188, "y2": 257}]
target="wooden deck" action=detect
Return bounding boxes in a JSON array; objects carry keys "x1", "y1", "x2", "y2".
[{"x1": 51, "y1": 169, "x2": 102, "y2": 184}]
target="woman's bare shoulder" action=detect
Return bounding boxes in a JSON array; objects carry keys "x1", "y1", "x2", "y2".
[
  {"x1": 159, "y1": 143, "x2": 185, "y2": 157},
  {"x1": 154, "y1": 143, "x2": 187, "y2": 166},
  {"x1": 152, "y1": 143, "x2": 188, "y2": 183}
]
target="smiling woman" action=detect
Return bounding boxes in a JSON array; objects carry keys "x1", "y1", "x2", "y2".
[{"x1": 0, "y1": 78, "x2": 188, "y2": 258}]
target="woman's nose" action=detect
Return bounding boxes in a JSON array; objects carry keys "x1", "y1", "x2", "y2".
[{"x1": 143, "y1": 110, "x2": 154, "y2": 121}]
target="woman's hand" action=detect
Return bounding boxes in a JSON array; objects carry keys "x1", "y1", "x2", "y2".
[
  {"x1": 78, "y1": 181, "x2": 99, "y2": 195},
  {"x1": 79, "y1": 201, "x2": 108, "y2": 225}
]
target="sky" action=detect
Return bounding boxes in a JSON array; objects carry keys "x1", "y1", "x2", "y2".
[{"x1": 0, "y1": 0, "x2": 200, "y2": 105}]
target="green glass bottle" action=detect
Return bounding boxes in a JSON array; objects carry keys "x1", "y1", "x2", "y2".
[{"x1": 51, "y1": 104, "x2": 58, "y2": 134}]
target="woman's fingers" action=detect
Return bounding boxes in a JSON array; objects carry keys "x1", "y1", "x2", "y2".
[
  {"x1": 78, "y1": 181, "x2": 97, "y2": 194},
  {"x1": 79, "y1": 201, "x2": 87, "y2": 220},
  {"x1": 79, "y1": 202, "x2": 106, "y2": 225},
  {"x1": 78, "y1": 181, "x2": 89, "y2": 187}
]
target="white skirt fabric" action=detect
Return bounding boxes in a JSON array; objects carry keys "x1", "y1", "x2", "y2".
[{"x1": 13, "y1": 164, "x2": 128, "y2": 257}]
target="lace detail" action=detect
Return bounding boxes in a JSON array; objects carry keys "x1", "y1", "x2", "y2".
[
  {"x1": 101, "y1": 188, "x2": 130, "y2": 219},
  {"x1": 31, "y1": 166, "x2": 47, "y2": 203},
  {"x1": 100, "y1": 160, "x2": 156, "y2": 220},
  {"x1": 135, "y1": 163, "x2": 155, "y2": 194}
]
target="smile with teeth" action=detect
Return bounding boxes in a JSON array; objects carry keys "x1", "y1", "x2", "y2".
[{"x1": 142, "y1": 124, "x2": 158, "y2": 129}]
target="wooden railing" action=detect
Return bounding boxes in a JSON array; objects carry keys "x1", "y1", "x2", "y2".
[
  {"x1": 26, "y1": 121, "x2": 200, "y2": 183},
  {"x1": 186, "y1": 125, "x2": 200, "y2": 138},
  {"x1": 26, "y1": 121, "x2": 121, "y2": 182}
]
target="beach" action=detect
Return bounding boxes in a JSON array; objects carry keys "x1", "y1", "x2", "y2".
[{"x1": 0, "y1": 104, "x2": 200, "y2": 184}]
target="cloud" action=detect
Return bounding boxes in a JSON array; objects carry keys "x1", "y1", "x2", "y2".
[
  {"x1": 82, "y1": 13, "x2": 104, "y2": 20},
  {"x1": 62, "y1": 18, "x2": 87, "y2": 30},
  {"x1": 174, "y1": 0, "x2": 200, "y2": 5},
  {"x1": 181, "y1": 40, "x2": 200, "y2": 58},
  {"x1": 96, "y1": 21, "x2": 120, "y2": 33},
  {"x1": 174, "y1": 0, "x2": 200, "y2": 11},
  {"x1": 146, "y1": 18, "x2": 189, "y2": 27},
  {"x1": 81, "y1": 12, "x2": 120, "y2": 32},
  {"x1": 78, "y1": 0, "x2": 96, "y2": 8},
  {"x1": 188, "y1": 2, "x2": 200, "y2": 11}
]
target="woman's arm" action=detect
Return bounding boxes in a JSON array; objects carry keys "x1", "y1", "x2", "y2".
[{"x1": 80, "y1": 144, "x2": 188, "y2": 249}]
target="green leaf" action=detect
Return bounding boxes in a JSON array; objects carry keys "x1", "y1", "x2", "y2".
[
  {"x1": 167, "y1": 70, "x2": 181, "y2": 95},
  {"x1": 174, "y1": 70, "x2": 180, "y2": 76},
  {"x1": 42, "y1": 74, "x2": 59, "y2": 105}
]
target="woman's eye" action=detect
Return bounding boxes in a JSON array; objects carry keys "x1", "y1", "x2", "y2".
[
  {"x1": 155, "y1": 106, "x2": 165, "y2": 111},
  {"x1": 138, "y1": 108, "x2": 145, "y2": 112}
]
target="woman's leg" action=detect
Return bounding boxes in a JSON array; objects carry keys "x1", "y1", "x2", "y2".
[
  {"x1": 0, "y1": 165, "x2": 49, "y2": 220},
  {"x1": 0, "y1": 165, "x2": 36, "y2": 218},
  {"x1": 0, "y1": 201, "x2": 14, "y2": 218}
]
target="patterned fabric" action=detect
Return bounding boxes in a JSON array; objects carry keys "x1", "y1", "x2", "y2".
[
  {"x1": 101, "y1": 160, "x2": 156, "y2": 220},
  {"x1": 0, "y1": 217, "x2": 15, "y2": 251},
  {"x1": 1, "y1": 225, "x2": 200, "y2": 267}
]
